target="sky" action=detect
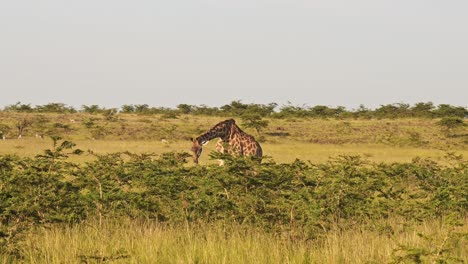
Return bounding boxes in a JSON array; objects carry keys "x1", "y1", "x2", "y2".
[{"x1": 0, "y1": 0, "x2": 467, "y2": 110}]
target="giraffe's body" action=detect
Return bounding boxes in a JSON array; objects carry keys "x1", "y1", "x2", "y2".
[{"x1": 190, "y1": 119, "x2": 262, "y2": 164}]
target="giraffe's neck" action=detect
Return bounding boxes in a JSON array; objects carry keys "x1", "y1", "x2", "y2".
[
  {"x1": 196, "y1": 119, "x2": 235, "y2": 144},
  {"x1": 196, "y1": 125, "x2": 229, "y2": 144}
]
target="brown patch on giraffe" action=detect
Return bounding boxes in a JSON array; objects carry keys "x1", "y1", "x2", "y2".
[{"x1": 190, "y1": 119, "x2": 263, "y2": 164}]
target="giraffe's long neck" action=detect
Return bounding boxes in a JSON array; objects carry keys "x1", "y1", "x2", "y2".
[{"x1": 196, "y1": 120, "x2": 232, "y2": 144}]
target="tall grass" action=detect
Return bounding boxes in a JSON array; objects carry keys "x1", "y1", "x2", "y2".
[{"x1": 5, "y1": 218, "x2": 464, "y2": 264}]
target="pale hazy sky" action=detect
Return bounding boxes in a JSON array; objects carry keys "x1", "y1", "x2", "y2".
[{"x1": 1, "y1": 0, "x2": 467, "y2": 109}]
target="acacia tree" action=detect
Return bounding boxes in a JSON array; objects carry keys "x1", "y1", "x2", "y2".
[
  {"x1": 3, "y1": 102, "x2": 33, "y2": 112},
  {"x1": 437, "y1": 117, "x2": 466, "y2": 137},
  {"x1": 242, "y1": 114, "x2": 269, "y2": 135},
  {"x1": 35, "y1": 103, "x2": 76, "y2": 113},
  {"x1": 16, "y1": 119, "x2": 32, "y2": 139},
  {"x1": 120, "y1": 104, "x2": 135, "y2": 113},
  {"x1": 81, "y1": 105, "x2": 105, "y2": 114}
]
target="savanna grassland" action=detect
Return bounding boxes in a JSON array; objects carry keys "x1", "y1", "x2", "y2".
[
  {"x1": 0, "y1": 106, "x2": 467, "y2": 264},
  {"x1": 0, "y1": 111, "x2": 467, "y2": 163}
]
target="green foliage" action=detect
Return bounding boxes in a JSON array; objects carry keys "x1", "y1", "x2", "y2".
[
  {"x1": 50, "y1": 122, "x2": 74, "y2": 135},
  {"x1": 3, "y1": 102, "x2": 34, "y2": 112},
  {"x1": 220, "y1": 101, "x2": 277, "y2": 117},
  {"x1": 3, "y1": 102, "x2": 76, "y2": 113},
  {"x1": 81, "y1": 104, "x2": 107, "y2": 114},
  {"x1": 120, "y1": 104, "x2": 136, "y2": 113},
  {"x1": 4, "y1": 101, "x2": 466, "y2": 120},
  {"x1": 374, "y1": 103, "x2": 411, "y2": 119},
  {"x1": 242, "y1": 113, "x2": 269, "y2": 134},
  {"x1": 437, "y1": 117, "x2": 467, "y2": 140},
  {"x1": 434, "y1": 104, "x2": 468, "y2": 118},
  {"x1": 102, "y1": 108, "x2": 119, "y2": 121},
  {"x1": 411, "y1": 102, "x2": 436, "y2": 118},
  {"x1": 0, "y1": 143, "x2": 466, "y2": 257},
  {"x1": 177, "y1": 104, "x2": 193, "y2": 114},
  {"x1": 437, "y1": 117, "x2": 466, "y2": 130},
  {"x1": 82, "y1": 118, "x2": 97, "y2": 129},
  {"x1": 134, "y1": 104, "x2": 150, "y2": 114},
  {"x1": 0, "y1": 137, "x2": 84, "y2": 256},
  {"x1": 35, "y1": 103, "x2": 76, "y2": 113}
]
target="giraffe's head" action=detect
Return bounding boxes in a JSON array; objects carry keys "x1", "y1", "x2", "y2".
[
  {"x1": 190, "y1": 138, "x2": 204, "y2": 164},
  {"x1": 190, "y1": 119, "x2": 236, "y2": 164}
]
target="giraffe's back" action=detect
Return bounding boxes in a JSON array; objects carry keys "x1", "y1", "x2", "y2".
[{"x1": 237, "y1": 133, "x2": 262, "y2": 157}]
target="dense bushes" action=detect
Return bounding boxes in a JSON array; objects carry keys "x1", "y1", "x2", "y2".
[{"x1": 1, "y1": 140, "x2": 466, "y2": 255}]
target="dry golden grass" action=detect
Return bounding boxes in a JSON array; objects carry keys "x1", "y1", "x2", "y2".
[
  {"x1": 1, "y1": 112, "x2": 466, "y2": 164},
  {"x1": 8, "y1": 218, "x2": 466, "y2": 264},
  {"x1": 1, "y1": 137, "x2": 466, "y2": 165}
]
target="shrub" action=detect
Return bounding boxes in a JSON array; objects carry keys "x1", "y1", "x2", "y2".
[
  {"x1": 0, "y1": 142, "x2": 466, "y2": 256},
  {"x1": 437, "y1": 117, "x2": 466, "y2": 131}
]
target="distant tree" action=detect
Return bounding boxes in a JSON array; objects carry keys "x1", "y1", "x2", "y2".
[
  {"x1": 3, "y1": 102, "x2": 33, "y2": 112},
  {"x1": 433, "y1": 104, "x2": 468, "y2": 118},
  {"x1": 177, "y1": 104, "x2": 193, "y2": 114},
  {"x1": 193, "y1": 105, "x2": 220, "y2": 116},
  {"x1": 274, "y1": 103, "x2": 309, "y2": 118},
  {"x1": 35, "y1": 103, "x2": 76, "y2": 113},
  {"x1": 50, "y1": 123, "x2": 74, "y2": 135},
  {"x1": 309, "y1": 105, "x2": 346, "y2": 118},
  {"x1": 81, "y1": 105, "x2": 105, "y2": 114},
  {"x1": 246, "y1": 103, "x2": 277, "y2": 117},
  {"x1": 229, "y1": 100, "x2": 249, "y2": 114},
  {"x1": 120, "y1": 105, "x2": 135, "y2": 113},
  {"x1": 375, "y1": 103, "x2": 411, "y2": 119},
  {"x1": 16, "y1": 118, "x2": 32, "y2": 139},
  {"x1": 437, "y1": 117, "x2": 466, "y2": 132},
  {"x1": 334, "y1": 106, "x2": 349, "y2": 119},
  {"x1": 410, "y1": 102, "x2": 435, "y2": 117},
  {"x1": 219, "y1": 100, "x2": 248, "y2": 116},
  {"x1": 354, "y1": 104, "x2": 371, "y2": 119},
  {"x1": 30, "y1": 115, "x2": 51, "y2": 137},
  {"x1": 309, "y1": 105, "x2": 328, "y2": 117},
  {"x1": 134, "y1": 104, "x2": 150, "y2": 114},
  {"x1": 242, "y1": 114, "x2": 269, "y2": 134}
]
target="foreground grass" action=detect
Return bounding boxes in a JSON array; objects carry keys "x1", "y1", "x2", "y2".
[{"x1": 3, "y1": 218, "x2": 464, "y2": 264}]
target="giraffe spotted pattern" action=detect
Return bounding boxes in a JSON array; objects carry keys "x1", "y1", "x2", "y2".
[{"x1": 190, "y1": 119, "x2": 262, "y2": 164}]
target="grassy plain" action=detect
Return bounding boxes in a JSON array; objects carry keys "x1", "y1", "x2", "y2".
[
  {"x1": 0, "y1": 112, "x2": 467, "y2": 164},
  {"x1": 2, "y1": 138, "x2": 464, "y2": 165}
]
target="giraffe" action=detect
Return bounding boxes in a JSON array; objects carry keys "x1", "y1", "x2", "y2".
[{"x1": 190, "y1": 119, "x2": 262, "y2": 164}]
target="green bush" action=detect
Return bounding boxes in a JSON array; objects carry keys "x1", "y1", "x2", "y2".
[
  {"x1": 437, "y1": 117, "x2": 466, "y2": 130},
  {"x1": 0, "y1": 140, "x2": 466, "y2": 255}
]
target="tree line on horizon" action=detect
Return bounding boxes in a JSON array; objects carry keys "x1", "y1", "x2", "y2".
[{"x1": 2, "y1": 101, "x2": 467, "y2": 119}]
